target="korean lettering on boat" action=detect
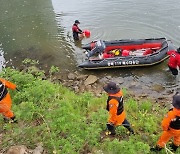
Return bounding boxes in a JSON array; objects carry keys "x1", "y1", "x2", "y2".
[{"x1": 107, "y1": 60, "x2": 140, "y2": 66}]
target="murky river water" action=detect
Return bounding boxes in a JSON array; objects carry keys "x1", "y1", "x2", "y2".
[{"x1": 0, "y1": 0, "x2": 179, "y2": 98}]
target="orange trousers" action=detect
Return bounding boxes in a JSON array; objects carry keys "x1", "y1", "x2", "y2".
[
  {"x1": 157, "y1": 128, "x2": 180, "y2": 147},
  {"x1": 0, "y1": 93, "x2": 14, "y2": 118}
]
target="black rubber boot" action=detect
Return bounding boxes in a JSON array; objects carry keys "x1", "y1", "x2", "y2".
[
  {"x1": 3, "y1": 117, "x2": 9, "y2": 123},
  {"x1": 10, "y1": 116, "x2": 18, "y2": 123},
  {"x1": 122, "y1": 119, "x2": 135, "y2": 135},
  {"x1": 3, "y1": 116, "x2": 17, "y2": 123},
  {"x1": 127, "y1": 127, "x2": 135, "y2": 135},
  {"x1": 106, "y1": 123, "x2": 116, "y2": 135},
  {"x1": 170, "y1": 143, "x2": 178, "y2": 152},
  {"x1": 150, "y1": 146, "x2": 162, "y2": 152}
]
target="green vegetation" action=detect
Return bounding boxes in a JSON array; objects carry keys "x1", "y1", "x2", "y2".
[{"x1": 1, "y1": 68, "x2": 179, "y2": 153}]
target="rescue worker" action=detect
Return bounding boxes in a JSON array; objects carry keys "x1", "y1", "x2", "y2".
[
  {"x1": 167, "y1": 47, "x2": 180, "y2": 76},
  {"x1": 0, "y1": 78, "x2": 17, "y2": 123},
  {"x1": 151, "y1": 92, "x2": 180, "y2": 152},
  {"x1": 103, "y1": 82, "x2": 134, "y2": 135},
  {"x1": 72, "y1": 20, "x2": 83, "y2": 40}
]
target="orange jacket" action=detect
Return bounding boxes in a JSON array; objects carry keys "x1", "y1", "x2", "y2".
[
  {"x1": 0, "y1": 78, "x2": 16, "y2": 90},
  {"x1": 161, "y1": 108, "x2": 180, "y2": 131},
  {"x1": 107, "y1": 90, "x2": 126, "y2": 126}
]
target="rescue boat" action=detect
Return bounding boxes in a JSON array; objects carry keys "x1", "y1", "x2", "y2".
[{"x1": 78, "y1": 38, "x2": 175, "y2": 69}]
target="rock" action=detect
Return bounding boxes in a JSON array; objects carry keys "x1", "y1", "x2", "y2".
[
  {"x1": 84, "y1": 75, "x2": 98, "y2": 86},
  {"x1": 73, "y1": 86, "x2": 79, "y2": 93},
  {"x1": 85, "y1": 85, "x2": 92, "y2": 91},
  {"x1": 151, "y1": 84, "x2": 165, "y2": 92},
  {"x1": 67, "y1": 73, "x2": 76, "y2": 80},
  {"x1": 76, "y1": 74, "x2": 88, "y2": 80},
  {"x1": 0, "y1": 133, "x2": 2, "y2": 145},
  {"x1": 111, "y1": 77, "x2": 124, "y2": 84},
  {"x1": 140, "y1": 94, "x2": 148, "y2": 98},
  {"x1": 6, "y1": 145, "x2": 27, "y2": 154},
  {"x1": 79, "y1": 85, "x2": 85, "y2": 93},
  {"x1": 74, "y1": 81, "x2": 80, "y2": 86},
  {"x1": 33, "y1": 143, "x2": 43, "y2": 154}
]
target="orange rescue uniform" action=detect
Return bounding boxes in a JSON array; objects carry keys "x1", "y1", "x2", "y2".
[
  {"x1": 157, "y1": 108, "x2": 180, "y2": 147},
  {"x1": 107, "y1": 90, "x2": 126, "y2": 126},
  {"x1": 0, "y1": 78, "x2": 16, "y2": 118}
]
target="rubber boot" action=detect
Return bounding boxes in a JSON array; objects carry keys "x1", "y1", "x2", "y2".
[
  {"x1": 170, "y1": 143, "x2": 178, "y2": 152},
  {"x1": 127, "y1": 127, "x2": 135, "y2": 135},
  {"x1": 106, "y1": 123, "x2": 116, "y2": 135},
  {"x1": 150, "y1": 145, "x2": 162, "y2": 152},
  {"x1": 10, "y1": 116, "x2": 18, "y2": 123},
  {"x1": 3, "y1": 116, "x2": 17, "y2": 123}
]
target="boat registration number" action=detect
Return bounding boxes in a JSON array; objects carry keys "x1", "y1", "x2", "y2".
[{"x1": 107, "y1": 60, "x2": 140, "y2": 66}]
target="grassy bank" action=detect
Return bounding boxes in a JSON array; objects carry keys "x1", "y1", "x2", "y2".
[{"x1": 0, "y1": 68, "x2": 178, "y2": 153}]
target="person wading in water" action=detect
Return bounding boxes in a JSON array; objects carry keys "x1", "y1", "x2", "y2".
[{"x1": 72, "y1": 20, "x2": 84, "y2": 41}]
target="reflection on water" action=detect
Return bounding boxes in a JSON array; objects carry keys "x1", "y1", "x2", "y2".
[{"x1": 0, "y1": 0, "x2": 75, "y2": 72}]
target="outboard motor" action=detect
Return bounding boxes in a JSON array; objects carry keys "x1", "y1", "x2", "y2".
[{"x1": 87, "y1": 40, "x2": 106, "y2": 57}]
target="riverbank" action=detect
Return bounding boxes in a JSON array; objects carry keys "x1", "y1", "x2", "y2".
[{"x1": 1, "y1": 68, "x2": 179, "y2": 153}]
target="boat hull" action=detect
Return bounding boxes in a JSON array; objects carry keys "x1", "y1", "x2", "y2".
[{"x1": 79, "y1": 38, "x2": 175, "y2": 70}]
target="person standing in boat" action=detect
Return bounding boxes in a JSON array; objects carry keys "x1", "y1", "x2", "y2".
[
  {"x1": 72, "y1": 20, "x2": 84, "y2": 40},
  {"x1": 103, "y1": 82, "x2": 134, "y2": 135},
  {"x1": 167, "y1": 47, "x2": 180, "y2": 76}
]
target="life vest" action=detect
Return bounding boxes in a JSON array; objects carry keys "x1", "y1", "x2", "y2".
[
  {"x1": 167, "y1": 50, "x2": 180, "y2": 68},
  {"x1": 106, "y1": 96, "x2": 124, "y2": 115},
  {"x1": 169, "y1": 116, "x2": 180, "y2": 129},
  {"x1": 0, "y1": 81, "x2": 8, "y2": 101}
]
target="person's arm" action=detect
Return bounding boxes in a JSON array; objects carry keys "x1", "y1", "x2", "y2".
[
  {"x1": 108, "y1": 99, "x2": 118, "y2": 124},
  {"x1": 161, "y1": 111, "x2": 174, "y2": 131},
  {"x1": 78, "y1": 28, "x2": 82, "y2": 33},
  {"x1": 0, "y1": 78, "x2": 16, "y2": 90}
]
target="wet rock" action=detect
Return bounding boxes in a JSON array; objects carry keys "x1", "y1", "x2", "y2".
[
  {"x1": 165, "y1": 89, "x2": 174, "y2": 95},
  {"x1": 6, "y1": 145, "x2": 27, "y2": 154},
  {"x1": 139, "y1": 94, "x2": 148, "y2": 98},
  {"x1": 84, "y1": 75, "x2": 98, "y2": 86},
  {"x1": 129, "y1": 81, "x2": 138, "y2": 87},
  {"x1": 67, "y1": 73, "x2": 76, "y2": 80},
  {"x1": 111, "y1": 77, "x2": 124, "y2": 84},
  {"x1": 151, "y1": 84, "x2": 165, "y2": 92}
]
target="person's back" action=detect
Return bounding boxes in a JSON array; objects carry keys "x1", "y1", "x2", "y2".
[{"x1": 167, "y1": 49, "x2": 180, "y2": 75}]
